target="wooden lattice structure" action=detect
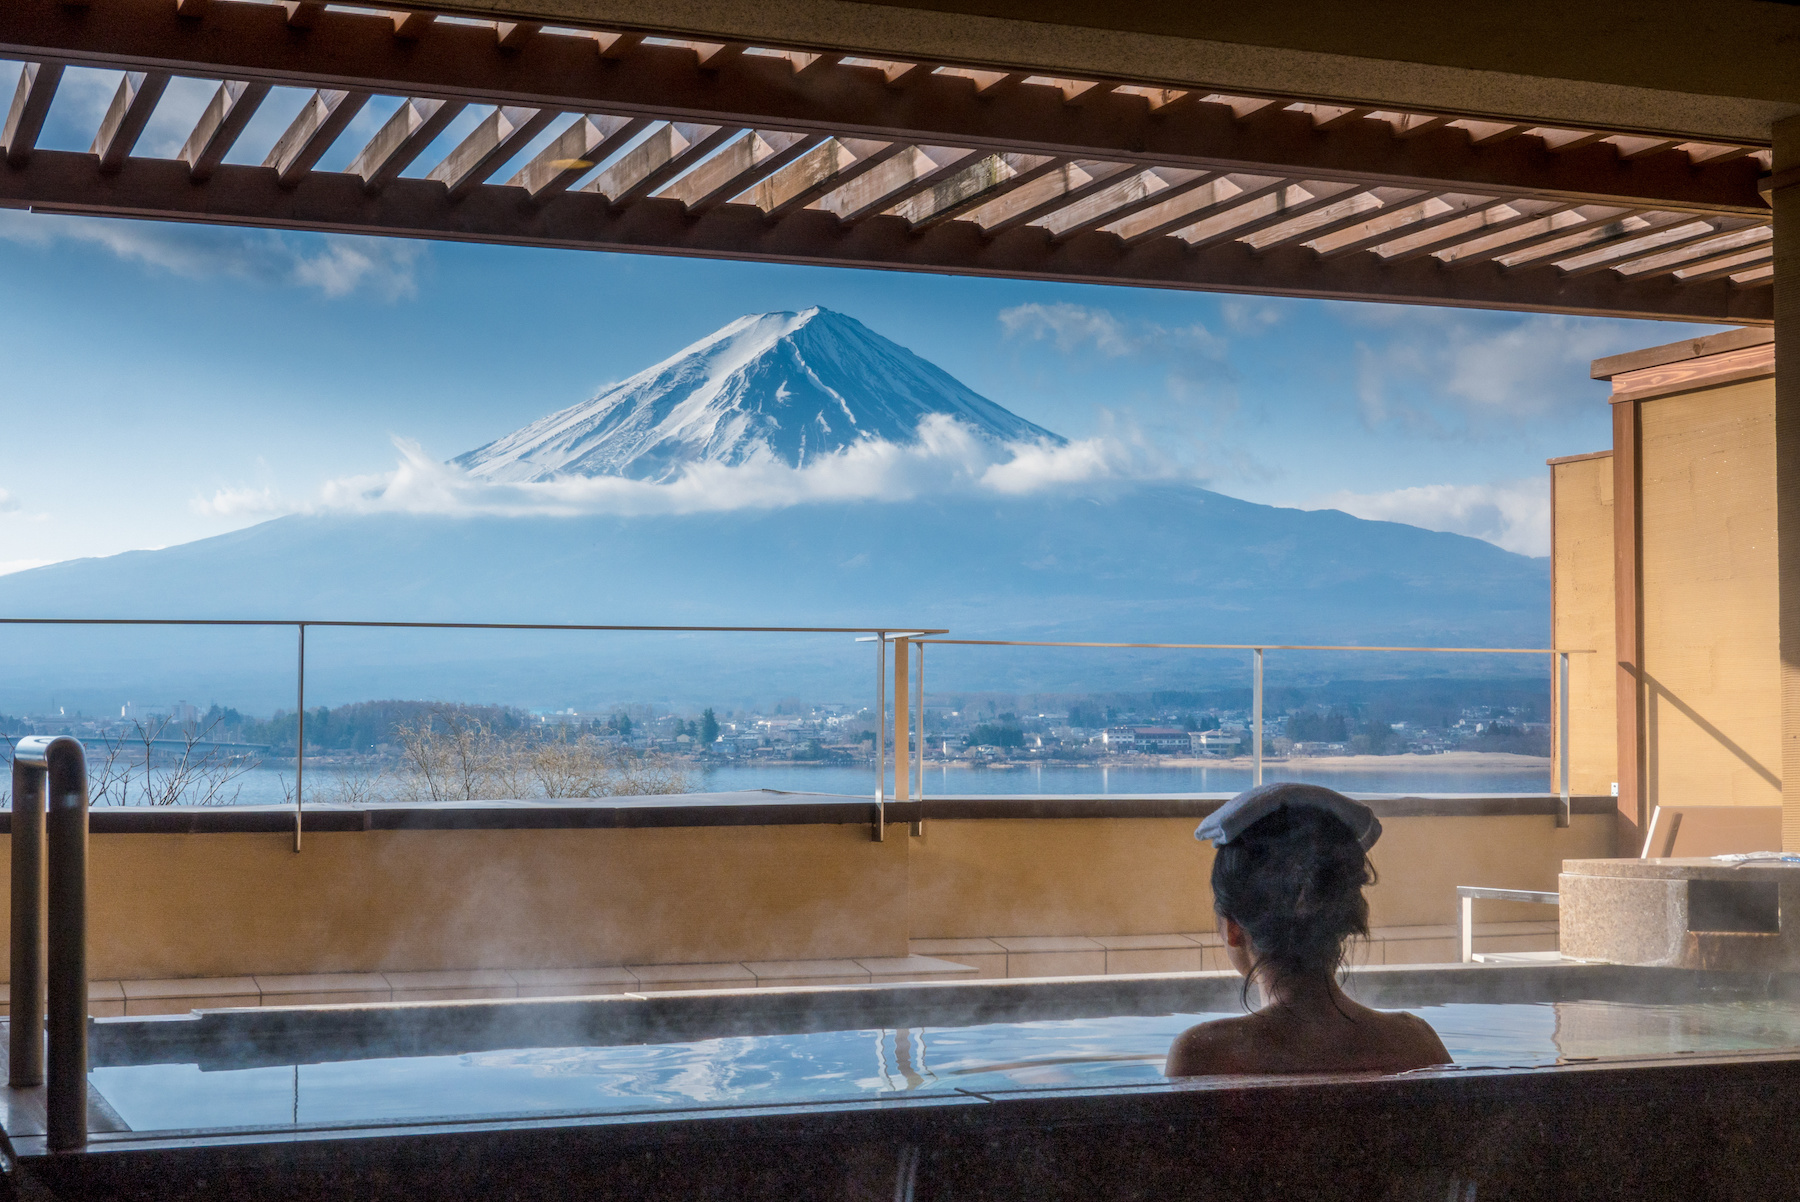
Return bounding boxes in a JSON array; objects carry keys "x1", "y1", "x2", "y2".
[{"x1": 0, "y1": 0, "x2": 1777, "y2": 322}]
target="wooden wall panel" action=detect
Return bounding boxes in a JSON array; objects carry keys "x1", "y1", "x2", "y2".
[
  {"x1": 1549, "y1": 453, "x2": 1618, "y2": 797},
  {"x1": 1638, "y1": 377, "x2": 1781, "y2": 811}
]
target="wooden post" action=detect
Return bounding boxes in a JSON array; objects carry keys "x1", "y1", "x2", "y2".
[
  {"x1": 1612, "y1": 394, "x2": 1646, "y2": 850},
  {"x1": 1773, "y1": 115, "x2": 1800, "y2": 851}
]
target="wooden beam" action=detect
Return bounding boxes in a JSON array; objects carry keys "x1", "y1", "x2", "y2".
[
  {"x1": 1611, "y1": 396, "x2": 1645, "y2": 847},
  {"x1": 345, "y1": 96, "x2": 466, "y2": 193},
  {"x1": 425, "y1": 104, "x2": 558, "y2": 198},
  {"x1": 962, "y1": 159, "x2": 1136, "y2": 234},
  {"x1": 495, "y1": 22, "x2": 541, "y2": 50},
  {"x1": 264, "y1": 89, "x2": 370, "y2": 186},
  {"x1": 90, "y1": 71, "x2": 171, "y2": 172},
  {"x1": 280, "y1": 3, "x2": 326, "y2": 29},
  {"x1": 178, "y1": 79, "x2": 269, "y2": 181},
  {"x1": 1, "y1": 61, "x2": 62, "y2": 167},
  {"x1": 388, "y1": 11, "x2": 434, "y2": 40},
  {"x1": 1042, "y1": 168, "x2": 1218, "y2": 240},
  {"x1": 0, "y1": 150, "x2": 1768, "y2": 326},
  {"x1": 172, "y1": 0, "x2": 208, "y2": 15},
  {"x1": 0, "y1": 0, "x2": 1768, "y2": 217},
  {"x1": 1314, "y1": 194, "x2": 1497, "y2": 259},
  {"x1": 811, "y1": 144, "x2": 979, "y2": 222}
]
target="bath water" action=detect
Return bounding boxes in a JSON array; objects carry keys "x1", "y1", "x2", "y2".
[{"x1": 91, "y1": 1000, "x2": 1800, "y2": 1133}]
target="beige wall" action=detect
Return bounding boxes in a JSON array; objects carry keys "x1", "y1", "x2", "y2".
[
  {"x1": 906, "y1": 813, "x2": 1610, "y2": 938},
  {"x1": 1638, "y1": 377, "x2": 1782, "y2": 809},
  {"x1": 0, "y1": 811, "x2": 1610, "y2": 982},
  {"x1": 1550, "y1": 453, "x2": 1619, "y2": 797},
  {"x1": 14, "y1": 825, "x2": 912, "y2": 981}
]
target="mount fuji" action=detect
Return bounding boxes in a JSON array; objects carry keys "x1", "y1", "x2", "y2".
[
  {"x1": 0, "y1": 308, "x2": 1549, "y2": 711},
  {"x1": 455, "y1": 307, "x2": 1060, "y2": 483}
]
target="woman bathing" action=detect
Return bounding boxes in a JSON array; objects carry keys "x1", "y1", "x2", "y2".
[{"x1": 1165, "y1": 783, "x2": 1450, "y2": 1077}]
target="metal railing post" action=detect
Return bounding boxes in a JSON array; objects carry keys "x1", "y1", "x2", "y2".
[
  {"x1": 1558, "y1": 650, "x2": 1571, "y2": 828},
  {"x1": 1252, "y1": 648, "x2": 1264, "y2": 787},
  {"x1": 14, "y1": 737, "x2": 90, "y2": 1152},
  {"x1": 9, "y1": 747, "x2": 45, "y2": 1087},
  {"x1": 874, "y1": 632, "x2": 886, "y2": 840},
  {"x1": 294, "y1": 622, "x2": 305, "y2": 853},
  {"x1": 912, "y1": 641, "x2": 925, "y2": 836},
  {"x1": 892, "y1": 638, "x2": 910, "y2": 803}
]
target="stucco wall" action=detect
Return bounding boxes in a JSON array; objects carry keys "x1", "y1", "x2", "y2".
[{"x1": 1550, "y1": 453, "x2": 1619, "y2": 798}]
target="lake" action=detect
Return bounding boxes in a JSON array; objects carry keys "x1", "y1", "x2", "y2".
[{"x1": 156, "y1": 757, "x2": 1554, "y2": 807}]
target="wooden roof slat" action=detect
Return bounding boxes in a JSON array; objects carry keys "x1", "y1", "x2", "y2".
[
  {"x1": 810, "y1": 144, "x2": 978, "y2": 222},
  {"x1": 178, "y1": 79, "x2": 270, "y2": 181},
  {"x1": 738, "y1": 136, "x2": 897, "y2": 215},
  {"x1": 90, "y1": 70, "x2": 171, "y2": 172},
  {"x1": 1611, "y1": 224, "x2": 1770, "y2": 277},
  {"x1": 1243, "y1": 185, "x2": 1427, "y2": 251},
  {"x1": 1312, "y1": 193, "x2": 1495, "y2": 259},
  {"x1": 1675, "y1": 249, "x2": 1775, "y2": 285},
  {"x1": 264, "y1": 88, "x2": 371, "y2": 186},
  {"x1": 1033, "y1": 166, "x2": 1213, "y2": 240},
  {"x1": 1436, "y1": 205, "x2": 1639, "y2": 265},
  {"x1": 581, "y1": 121, "x2": 733, "y2": 205},
  {"x1": 1496, "y1": 212, "x2": 1693, "y2": 271},
  {"x1": 344, "y1": 95, "x2": 466, "y2": 193},
  {"x1": 889, "y1": 151, "x2": 1059, "y2": 229},
  {"x1": 512, "y1": 113, "x2": 648, "y2": 197},
  {"x1": 0, "y1": 5, "x2": 1767, "y2": 218},
  {"x1": 1658, "y1": 235, "x2": 1775, "y2": 279},
  {"x1": 1100, "y1": 174, "x2": 1279, "y2": 244},
  {"x1": 656, "y1": 128, "x2": 818, "y2": 211},
  {"x1": 494, "y1": 21, "x2": 540, "y2": 50},
  {"x1": 962, "y1": 159, "x2": 1135, "y2": 233},
  {"x1": 426, "y1": 104, "x2": 558, "y2": 197},
  {"x1": 1374, "y1": 200, "x2": 1564, "y2": 263},
  {"x1": 1174, "y1": 180, "x2": 1362, "y2": 250},
  {"x1": 387, "y1": 10, "x2": 435, "y2": 40},
  {"x1": 2, "y1": 61, "x2": 61, "y2": 167},
  {"x1": 1555, "y1": 219, "x2": 1728, "y2": 277}
]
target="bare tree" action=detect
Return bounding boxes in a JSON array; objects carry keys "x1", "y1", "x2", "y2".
[{"x1": 90, "y1": 715, "x2": 260, "y2": 807}]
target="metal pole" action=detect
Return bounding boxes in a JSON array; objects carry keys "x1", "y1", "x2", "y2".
[
  {"x1": 874, "y1": 633, "x2": 885, "y2": 840},
  {"x1": 9, "y1": 749, "x2": 45, "y2": 1087},
  {"x1": 294, "y1": 623, "x2": 305, "y2": 853},
  {"x1": 43, "y1": 737, "x2": 88, "y2": 1153},
  {"x1": 912, "y1": 641, "x2": 925, "y2": 836},
  {"x1": 1558, "y1": 650, "x2": 1572, "y2": 828},
  {"x1": 1253, "y1": 648, "x2": 1264, "y2": 787},
  {"x1": 892, "y1": 638, "x2": 910, "y2": 802}
]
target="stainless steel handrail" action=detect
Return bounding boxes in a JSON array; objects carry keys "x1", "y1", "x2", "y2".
[
  {"x1": 1457, "y1": 885, "x2": 1560, "y2": 963},
  {"x1": 9, "y1": 735, "x2": 89, "y2": 1152}
]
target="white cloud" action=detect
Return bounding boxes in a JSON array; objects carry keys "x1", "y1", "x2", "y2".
[
  {"x1": 0, "y1": 210, "x2": 422, "y2": 300},
  {"x1": 1308, "y1": 478, "x2": 1549, "y2": 556},
  {"x1": 1219, "y1": 299, "x2": 1284, "y2": 335},
  {"x1": 1344, "y1": 309, "x2": 1715, "y2": 434},
  {"x1": 190, "y1": 485, "x2": 286, "y2": 519},
  {"x1": 0, "y1": 487, "x2": 19, "y2": 515},
  {"x1": 999, "y1": 301, "x2": 1227, "y2": 360},
  {"x1": 218, "y1": 416, "x2": 1186, "y2": 522}
]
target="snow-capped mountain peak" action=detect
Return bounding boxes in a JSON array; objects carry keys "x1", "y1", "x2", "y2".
[{"x1": 454, "y1": 307, "x2": 1063, "y2": 483}]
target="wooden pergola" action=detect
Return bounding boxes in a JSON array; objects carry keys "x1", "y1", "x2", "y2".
[{"x1": 0, "y1": 0, "x2": 1780, "y2": 322}]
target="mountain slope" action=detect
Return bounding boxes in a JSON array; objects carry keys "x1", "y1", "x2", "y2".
[
  {"x1": 0, "y1": 486, "x2": 1548, "y2": 710},
  {"x1": 454, "y1": 307, "x2": 1062, "y2": 483}
]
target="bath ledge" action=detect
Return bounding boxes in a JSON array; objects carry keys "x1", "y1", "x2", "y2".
[{"x1": 0, "y1": 791, "x2": 1614, "y2": 834}]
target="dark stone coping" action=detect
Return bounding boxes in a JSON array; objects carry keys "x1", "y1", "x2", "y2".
[{"x1": 0, "y1": 791, "x2": 1614, "y2": 833}]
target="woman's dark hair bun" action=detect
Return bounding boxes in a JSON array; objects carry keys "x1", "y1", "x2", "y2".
[{"x1": 1210, "y1": 803, "x2": 1374, "y2": 993}]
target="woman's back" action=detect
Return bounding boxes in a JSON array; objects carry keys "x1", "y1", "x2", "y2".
[{"x1": 1166, "y1": 991, "x2": 1449, "y2": 1076}]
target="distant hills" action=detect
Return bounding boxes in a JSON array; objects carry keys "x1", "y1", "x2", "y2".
[{"x1": 0, "y1": 309, "x2": 1548, "y2": 713}]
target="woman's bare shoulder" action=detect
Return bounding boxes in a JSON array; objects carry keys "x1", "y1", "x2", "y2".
[
  {"x1": 1164, "y1": 1016, "x2": 1258, "y2": 1077},
  {"x1": 1380, "y1": 1009, "x2": 1453, "y2": 1067}
]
